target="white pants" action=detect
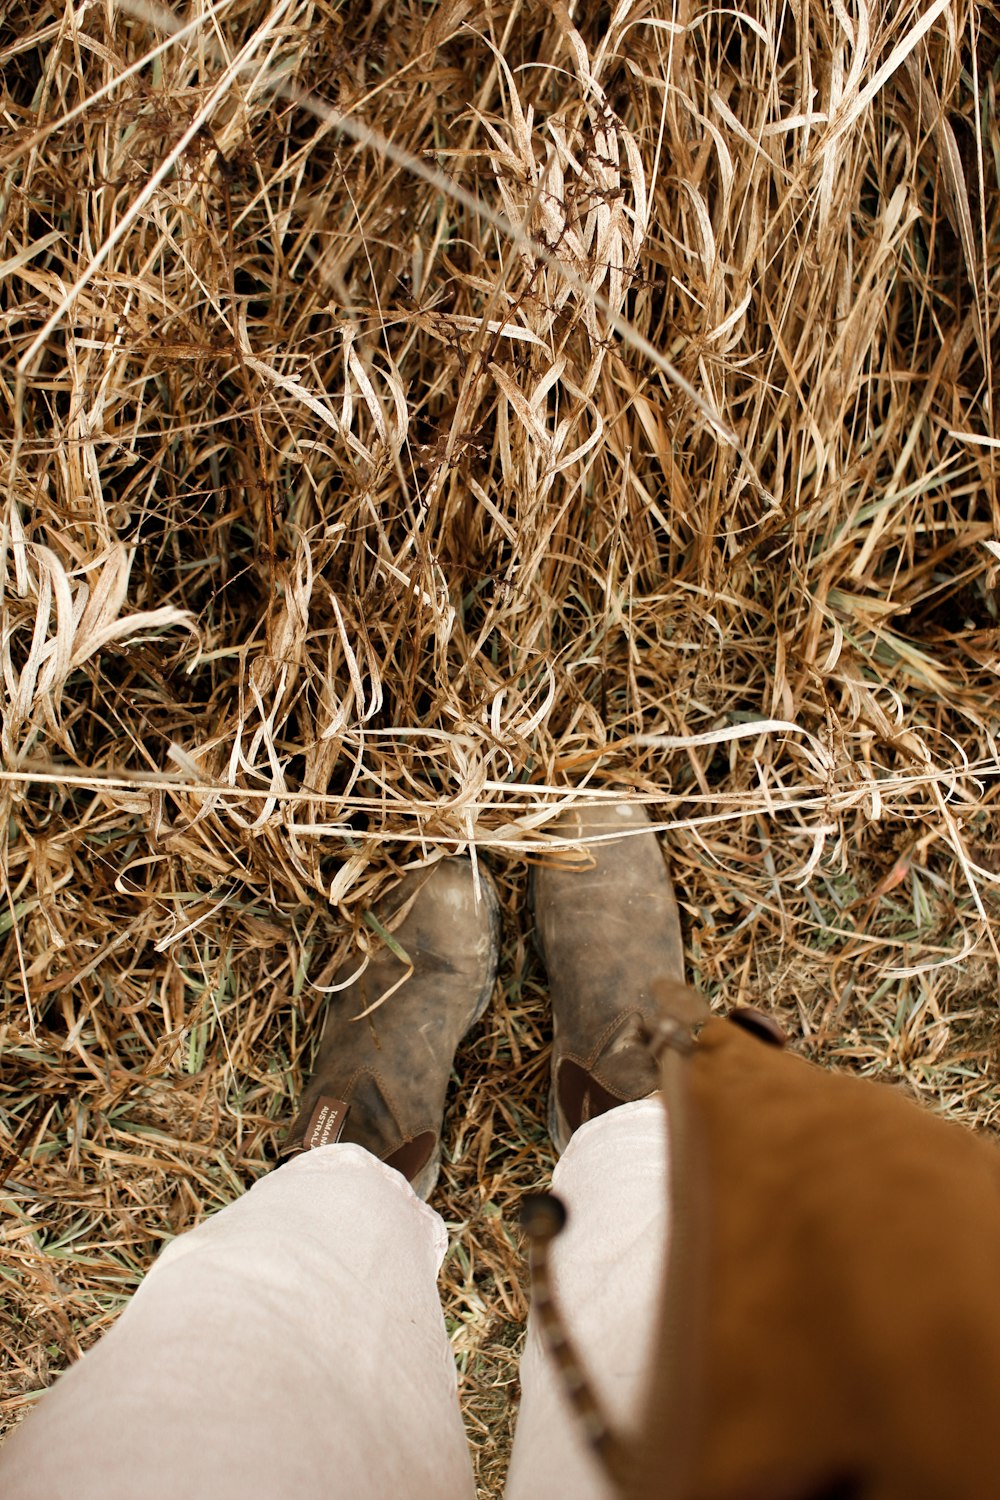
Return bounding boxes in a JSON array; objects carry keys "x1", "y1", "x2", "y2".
[{"x1": 0, "y1": 1099, "x2": 668, "y2": 1499}]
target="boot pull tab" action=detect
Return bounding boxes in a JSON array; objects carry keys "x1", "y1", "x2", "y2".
[{"x1": 520, "y1": 1192, "x2": 632, "y2": 1491}]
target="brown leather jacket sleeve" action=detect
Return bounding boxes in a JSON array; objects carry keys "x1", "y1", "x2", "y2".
[{"x1": 626, "y1": 1016, "x2": 1000, "y2": 1500}]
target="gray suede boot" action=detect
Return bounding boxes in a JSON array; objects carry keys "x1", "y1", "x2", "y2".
[
  {"x1": 533, "y1": 801, "x2": 707, "y2": 1152},
  {"x1": 283, "y1": 858, "x2": 500, "y2": 1198}
]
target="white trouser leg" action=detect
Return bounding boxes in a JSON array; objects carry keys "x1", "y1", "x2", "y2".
[
  {"x1": 505, "y1": 1096, "x2": 670, "y2": 1500},
  {"x1": 0, "y1": 1144, "x2": 476, "y2": 1500}
]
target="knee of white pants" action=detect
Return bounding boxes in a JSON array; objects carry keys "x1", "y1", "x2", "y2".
[{"x1": 0, "y1": 1141, "x2": 475, "y2": 1500}]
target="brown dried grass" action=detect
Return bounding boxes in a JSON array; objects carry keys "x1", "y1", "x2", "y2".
[{"x1": 1, "y1": 0, "x2": 999, "y2": 1489}]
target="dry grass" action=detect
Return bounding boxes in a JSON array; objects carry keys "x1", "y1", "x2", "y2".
[{"x1": 1, "y1": 0, "x2": 999, "y2": 1488}]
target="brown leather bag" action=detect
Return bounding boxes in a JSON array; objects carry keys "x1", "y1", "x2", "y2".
[{"x1": 626, "y1": 1011, "x2": 1000, "y2": 1500}]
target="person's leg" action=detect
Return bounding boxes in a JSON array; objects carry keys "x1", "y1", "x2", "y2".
[
  {"x1": 509, "y1": 801, "x2": 706, "y2": 1498},
  {"x1": 506, "y1": 1096, "x2": 669, "y2": 1500},
  {"x1": 1, "y1": 856, "x2": 500, "y2": 1500},
  {"x1": 0, "y1": 1144, "x2": 477, "y2": 1500}
]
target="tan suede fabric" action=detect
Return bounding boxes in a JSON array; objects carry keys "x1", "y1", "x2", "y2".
[{"x1": 629, "y1": 1016, "x2": 1000, "y2": 1500}]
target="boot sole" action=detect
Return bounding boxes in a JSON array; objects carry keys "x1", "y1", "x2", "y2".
[
  {"x1": 526, "y1": 864, "x2": 572, "y2": 1154},
  {"x1": 547, "y1": 1083, "x2": 571, "y2": 1157}
]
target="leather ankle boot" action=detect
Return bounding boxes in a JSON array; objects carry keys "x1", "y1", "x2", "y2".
[
  {"x1": 283, "y1": 858, "x2": 500, "y2": 1198},
  {"x1": 532, "y1": 801, "x2": 707, "y2": 1152}
]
